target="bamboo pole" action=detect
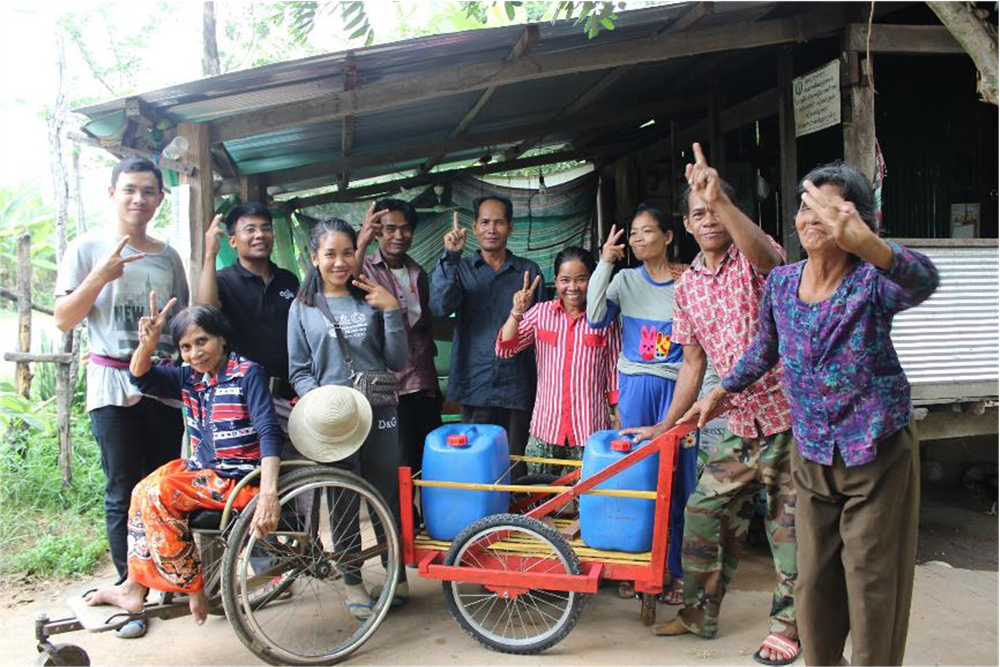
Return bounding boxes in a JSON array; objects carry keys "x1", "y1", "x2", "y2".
[
  {"x1": 411, "y1": 479, "x2": 657, "y2": 500},
  {"x1": 15, "y1": 234, "x2": 32, "y2": 400}
]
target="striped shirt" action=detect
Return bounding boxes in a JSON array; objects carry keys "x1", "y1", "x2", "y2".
[
  {"x1": 131, "y1": 354, "x2": 282, "y2": 479},
  {"x1": 496, "y1": 299, "x2": 621, "y2": 447}
]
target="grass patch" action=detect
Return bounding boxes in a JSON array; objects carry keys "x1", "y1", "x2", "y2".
[{"x1": 0, "y1": 398, "x2": 107, "y2": 578}]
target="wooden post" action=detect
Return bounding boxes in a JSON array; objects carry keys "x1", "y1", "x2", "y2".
[
  {"x1": 841, "y1": 46, "x2": 877, "y2": 182},
  {"x1": 708, "y1": 78, "x2": 726, "y2": 173},
  {"x1": 240, "y1": 173, "x2": 266, "y2": 204},
  {"x1": 15, "y1": 234, "x2": 32, "y2": 400},
  {"x1": 178, "y1": 122, "x2": 214, "y2": 292},
  {"x1": 776, "y1": 46, "x2": 802, "y2": 262},
  {"x1": 55, "y1": 355, "x2": 72, "y2": 485}
]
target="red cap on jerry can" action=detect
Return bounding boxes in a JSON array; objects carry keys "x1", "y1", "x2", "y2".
[
  {"x1": 610, "y1": 439, "x2": 633, "y2": 452},
  {"x1": 447, "y1": 434, "x2": 469, "y2": 447}
]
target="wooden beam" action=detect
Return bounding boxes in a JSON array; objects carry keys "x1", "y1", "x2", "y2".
[
  {"x1": 4, "y1": 352, "x2": 74, "y2": 365},
  {"x1": 419, "y1": 25, "x2": 539, "y2": 174},
  {"x1": 676, "y1": 85, "x2": 777, "y2": 146},
  {"x1": 339, "y1": 56, "x2": 357, "y2": 190},
  {"x1": 0, "y1": 287, "x2": 54, "y2": 316},
  {"x1": 841, "y1": 28, "x2": 877, "y2": 182},
  {"x1": 178, "y1": 122, "x2": 214, "y2": 289},
  {"x1": 267, "y1": 95, "x2": 703, "y2": 187},
  {"x1": 846, "y1": 22, "x2": 964, "y2": 55},
  {"x1": 240, "y1": 173, "x2": 266, "y2": 204},
  {"x1": 286, "y1": 143, "x2": 626, "y2": 209},
  {"x1": 66, "y1": 130, "x2": 194, "y2": 176},
  {"x1": 210, "y1": 143, "x2": 239, "y2": 179},
  {"x1": 707, "y1": 78, "x2": 725, "y2": 170},
  {"x1": 502, "y1": 2, "x2": 714, "y2": 162},
  {"x1": 209, "y1": 5, "x2": 847, "y2": 143},
  {"x1": 776, "y1": 45, "x2": 801, "y2": 262}
]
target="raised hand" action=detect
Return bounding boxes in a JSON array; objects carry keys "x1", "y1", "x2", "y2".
[
  {"x1": 358, "y1": 201, "x2": 388, "y2": 249},
  {"x1": 800, "y1": 179, "x2": 872, "y2": 253},
  {"x1": 512, "y1": 271, "x2": 542, "y2": 316},
  {"x1": 443, "y1": 211, "x2": 467, "y2": 253},
  {"x1": 204, "y1": 214, "x2": 225, "y2": 258},
  {"x1": 352, "y1": 274, "x2": 400, "y2": 312},
  {"x1": 601, "y1": 224, "x2": 626, "y2": 264},
  {"x1": 137, "y1": 291, "x2": 178, "y2": 348},
  {"x1": 685, "y1": 142, "x2": 726, "y2": 206},
  {"x1": 95, "y1": 236, "x2": 145, "y2": 284}
]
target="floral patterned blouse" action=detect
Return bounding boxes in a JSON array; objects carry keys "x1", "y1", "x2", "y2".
[{"x1": 722, "y1": 242, "x2": 939, "y2": 467}]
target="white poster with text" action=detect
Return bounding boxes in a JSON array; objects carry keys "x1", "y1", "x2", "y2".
[{"x1": 793, "y1": 59, "x2": 841, "y2": 137}]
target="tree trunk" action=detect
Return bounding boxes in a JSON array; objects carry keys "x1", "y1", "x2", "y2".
[
  {"x1": 202, "y1": 2, "x2": 221, "y2": 77},
  {"x1": 927, "y1": 1, "x2": 998, "y2": 106}
]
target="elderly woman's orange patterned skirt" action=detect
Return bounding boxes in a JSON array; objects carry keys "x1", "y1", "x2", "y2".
[{"x1": 126, "y1": 459, "x2": 259, "y2": 593}]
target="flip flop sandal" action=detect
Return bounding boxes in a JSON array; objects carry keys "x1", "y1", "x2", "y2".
[
  {"x1": 752, "y1": 633, "x2": 801, "y2": 666},
  {"x1": 344, "y1": 600, "x2": 375, "y2": 622},
  {"x1": 617, "y1": 581, "x2": 637, "y2": 599},
  {"x1": 116, "y1": 618, "x2": 148, "y2": 639}
]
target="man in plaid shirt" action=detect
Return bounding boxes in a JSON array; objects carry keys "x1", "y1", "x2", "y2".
[{"x1": 624, "y1": 143, "x2": 798, "y2": 666}]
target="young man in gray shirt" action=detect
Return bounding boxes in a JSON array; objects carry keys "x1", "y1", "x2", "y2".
[{"x1": 55, "y1": 158, "x2": 188, "y2": 637}]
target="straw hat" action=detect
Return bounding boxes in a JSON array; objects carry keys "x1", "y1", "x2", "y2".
[{"x1": 288, "y1": 385, "x2": 372, "y2": 462}]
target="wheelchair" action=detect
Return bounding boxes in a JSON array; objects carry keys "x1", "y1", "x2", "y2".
[{"x1": 35, "y1": 460, "x2": 401, "y2": 666}]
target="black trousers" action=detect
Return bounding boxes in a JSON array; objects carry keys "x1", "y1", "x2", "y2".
[
  {"x1": 397, "y1": 390, "x2": 443, "y2": 474},
  {"x1": 460, "y1": 404, "x2": 531, "y2": 479},
  {"x1": 89, "y1": 397, "x2": 184, "y2": 581}
]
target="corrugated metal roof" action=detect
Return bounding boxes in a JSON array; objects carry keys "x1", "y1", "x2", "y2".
[
  {"x1": 891, "y1": 241, "x2": 999, "y2": 403},
  {"x1": 73, "y1": 2, "x2": 788, "y2": 193}
]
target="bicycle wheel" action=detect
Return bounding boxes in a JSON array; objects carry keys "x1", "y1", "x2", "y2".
[
  {"x1": 442, "y1": 513, "x2": 585, "y2": 654},
  {"x1": 221, "y1": 467, "x2": 400, "y2": 665}
]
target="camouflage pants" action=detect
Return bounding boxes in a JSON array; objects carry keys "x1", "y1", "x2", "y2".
[
  {"x1": 676, "y1": 428, "x2": 797, "y2": 640},
  {"x1": 524, "y1": 435, "x2": 583, "y2": 478}
]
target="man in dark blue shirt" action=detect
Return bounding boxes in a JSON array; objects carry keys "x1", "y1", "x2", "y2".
[{"x1": 430, "y1": 196, "x2": 544, "y2": 475}]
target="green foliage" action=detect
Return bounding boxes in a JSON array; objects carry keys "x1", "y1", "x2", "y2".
[
  {"x1": 280, "y1": 0, "x2": 633, "y2": 47},
  {"x1": 0, "y1": 397, "x2": 107, "y2": 577},
  {"x1": 0, "y1": 185, "x2": 59, "y2": 309}
]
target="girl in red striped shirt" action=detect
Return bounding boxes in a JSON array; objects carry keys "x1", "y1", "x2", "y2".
[{"x1": 496, "y1": 247, "x2": 621, "y2": 478}]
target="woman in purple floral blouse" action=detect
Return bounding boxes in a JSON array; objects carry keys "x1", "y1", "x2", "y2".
[{"x1": 684, "y1": 162, "x2": 939, "y2": 667}]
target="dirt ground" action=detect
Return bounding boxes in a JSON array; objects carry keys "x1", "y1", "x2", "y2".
[{"x1": 1, "y1": 483, "x2": 997, "y2": 667}]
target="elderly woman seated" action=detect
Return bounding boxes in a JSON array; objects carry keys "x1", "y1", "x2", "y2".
[
  {"x1": 688, "y1": 162, "x2": 939, "y2": 667},
  {"x1": 86, "y1": 298, "x2": 282, "y2": 624}
]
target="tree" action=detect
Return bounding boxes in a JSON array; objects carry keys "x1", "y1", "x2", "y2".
[
  {"x1": 926, "y1": 1, "x2": 998, "y2": 106},
  {"x1": 276, "y1": 1, "x2": 634, "y2": 46}
]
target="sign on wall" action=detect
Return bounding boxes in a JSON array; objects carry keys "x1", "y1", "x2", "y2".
[{"x1": 793, "y1": 59, "x2": 841, "y2": 137}]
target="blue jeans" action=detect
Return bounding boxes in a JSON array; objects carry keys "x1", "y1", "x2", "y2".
[{"x1": 618, "y1": 372, "x2": 698, "y2": 581}]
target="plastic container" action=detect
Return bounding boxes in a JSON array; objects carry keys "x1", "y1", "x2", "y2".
[
  {"x1": 579, "y1": 430, "x2": 658, "y2": 553},
  {"x1": 421, "y1": 424, "x2": 510, "y2": 541}
]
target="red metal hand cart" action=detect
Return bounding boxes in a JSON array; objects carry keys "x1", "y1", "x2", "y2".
[{"x1": 397, "y1": 424, "x2": 696, "y2": 654}]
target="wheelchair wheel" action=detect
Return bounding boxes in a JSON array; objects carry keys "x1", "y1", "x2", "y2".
[{"x1": 221, "y1": 467, "x2": 400, "y2": 666}]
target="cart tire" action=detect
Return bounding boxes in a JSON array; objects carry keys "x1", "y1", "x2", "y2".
[
  {"x1": 222, "y1": 467, "x2": 399, "y2": 666},
  {"x1": 35, "y1": 644, "x2": 89, "y2": 667},
  {"x1": 442, "y1": 513, "x2": 586, "y2": 654},
  {"x1": 640, "y1": 593, "x2": 657, "y2": 626}
]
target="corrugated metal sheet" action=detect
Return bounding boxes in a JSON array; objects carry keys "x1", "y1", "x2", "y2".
[{"x1": 890, "y1": 241, "x2": 999, "y2": 402}]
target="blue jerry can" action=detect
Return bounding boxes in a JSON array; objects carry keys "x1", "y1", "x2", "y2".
[{"x1": 421, "y1": 424, "x2": 510, "y2": 541}]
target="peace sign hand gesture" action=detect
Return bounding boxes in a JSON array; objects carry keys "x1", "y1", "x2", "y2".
[
  {"x1": 95, "y1": 236, "x2": 146, "y2": 285},
  {"x1": 137, "y1": 291, "x2": 178, "y2": 348},
  {"x1": 685, "y1": 142, "x2": 727, "y2": 206},
  {"x1": 799, "y1": 180, "x2": 873, "y2": 254},
  {"x1": 358, "y1": 201, "x2": 389, "y2": 250},
  {"x1": 511, "y1": 271, "x2": 542, "y2": 316},
  {"x1": 601, "y1": 224, "x2": 626, "y2": 264},
  {"x1": 443, "y1": 211, "x2": 468, "y2": 253},
  {"x1": 352, "y1": 274, "x2": 400, "y2": 312}
]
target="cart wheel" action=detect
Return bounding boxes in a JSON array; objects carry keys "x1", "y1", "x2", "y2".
[
  {"x1": 35, "y1": 644, "x2": 89, "y2": 666},
  {"x1": 222, "y1": 467, "x2": 400, "y2": 666},
  {"x1": 443, "y1": 513, "x2": 586, "y2": 654},
  {"x1": 510, "y1": 473, "x2": 558, "y2": 512},
  {"x1": 640, "y1": 593, "x2": 657, "y2": 626}
]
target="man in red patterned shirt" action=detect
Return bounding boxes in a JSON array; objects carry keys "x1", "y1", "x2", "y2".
[{"x1": 624, "y1": 144, "x2": 798, "y2": 666}]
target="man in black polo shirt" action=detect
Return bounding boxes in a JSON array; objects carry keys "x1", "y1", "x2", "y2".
[{"x1": 197, "y1": 203, "x2": 299, "y2": 419}]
